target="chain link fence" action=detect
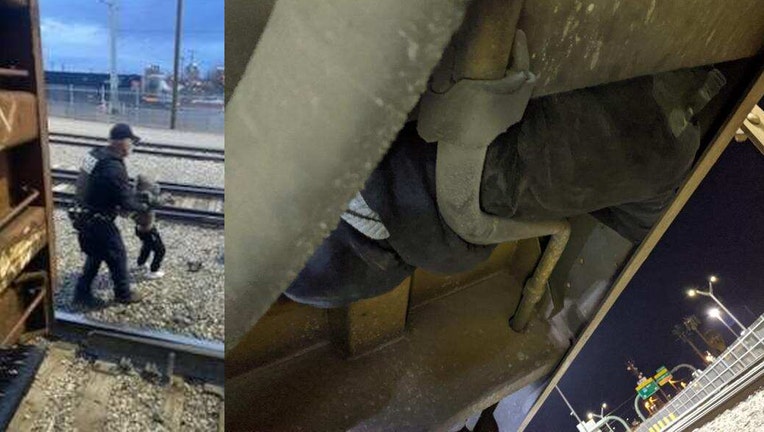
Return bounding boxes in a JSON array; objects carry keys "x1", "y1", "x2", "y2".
[{"x1": 46, "y1": 84, "x2": 224, "y2": 134}]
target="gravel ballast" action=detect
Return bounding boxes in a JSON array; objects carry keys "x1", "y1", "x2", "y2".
[
  {"x1": 50, "y1": 145, "x2": 224, "y2": 188},
  {"x1": 53, "y1": 210, "x2": 224, "y2": 342},
  {"x1": 25, "y1": 348, "x2": 222, "y2": 432},
  {"x1": 693, "y1": 385, "x2": 764, "y2": 431}
]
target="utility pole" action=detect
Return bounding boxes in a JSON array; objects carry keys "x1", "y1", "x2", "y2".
[
  {"x1": 170, "y1": 0, "x2": 184, "y2": 129},
  {"x1": 101, "y1": 0, "x2": 119, "y2": 115}
]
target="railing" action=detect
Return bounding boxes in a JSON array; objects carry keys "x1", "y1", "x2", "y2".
[{"x1": 636, "y1": 315, "x2": 764, "y2": 432}]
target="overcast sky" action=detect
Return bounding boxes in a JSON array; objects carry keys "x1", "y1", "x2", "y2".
[{"x1": 39, "y1": 0, "x2": 223, "y2": 74}]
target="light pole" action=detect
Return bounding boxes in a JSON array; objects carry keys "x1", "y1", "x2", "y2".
[
  {"x1": 100, "y1": 0, "x2": 119, "y2": 115},
  {"x1": 588, "y1": 404, "x2": 615, "y2": 432},
  {"x1": 555, "y1": 386, "x2": 584, "y2": 425},
  {"x1": 686, "y1": 275, "x2": 746, "y2": 332},
  {"x1": 170, "y1": 0, "x2": 184, "y2": 129},
  {"x1": 708, "y1": 307, "x2": 738, "y2": 338}
]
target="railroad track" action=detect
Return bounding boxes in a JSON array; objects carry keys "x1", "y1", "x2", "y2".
[
  {"x1": 50, "y1": 132, "x2": 225, "y2": 162},
  {"x1": 51, "y1": 168, "x2": 224, "y2": 227},
  {"x1": 6, "y1": 313, "x2": 224, "y2": 431}
]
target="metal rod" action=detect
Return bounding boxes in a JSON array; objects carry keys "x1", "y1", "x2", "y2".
[
  {"x1": 634, "y1": 394, "x2": 647, "y2": 421},
  {"x1": 709, "y1": 291, "x2": 746, "y2": 331},
  {"x1": 511, "y1": 224, "x2": 571, "y2": 331},
  {"x1": 0, "y1": 67, "x2": 29, "y2": 77},
  {"x1": 1, "y1": 274, "x2": 47, "y2": 348},
  {"x1": 717, "y1": 316, "x2": 738, "y2": 338},
  {"x1": 170, "y1": 0, "x2": 184, "y2": 129},
  {"x1": 555, "y1": 385, "x2": 584, "y2": 425},
  {"x1": 0, "y1": 188, "x2": 40, "y2": 231}
]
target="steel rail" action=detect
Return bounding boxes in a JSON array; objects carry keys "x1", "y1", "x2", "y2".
[
  {"x1": 54, "y1": 311, "x2": 224, "y2": 385},
  {"x1": 51, "y1": 168, "x2": 224, "y2": 198},
  {"x1": 50, "y1": 134, "x2": 224, "y2": 162}
]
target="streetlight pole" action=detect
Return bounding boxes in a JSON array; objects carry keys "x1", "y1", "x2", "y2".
[
  {"x1": 687, "y1": 276, "x2": 746, "y2": 332},
  {"x1": 555, "y1": 386, "x2": 584, "y2": 426},
  {"x1": 170, "y1": 0, "x2": 184, "y2": 129},
  {"x1": 709, "y1": 308, "x2": 738, "y2": 338},
  {"x1": 101, "y1": 0, "x2": 119, "y2": 115},
  {"x1": 589, "y1": 405, "x2": 615, "y2": 432}
]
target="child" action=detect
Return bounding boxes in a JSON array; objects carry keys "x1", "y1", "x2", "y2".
[{"x1": 133, "y1": 174, "x2": 171, "y2": 279}]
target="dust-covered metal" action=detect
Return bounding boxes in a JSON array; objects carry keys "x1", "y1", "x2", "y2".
[{"x1": 225, "y1": 0, "x2": 472, "y2": 350}]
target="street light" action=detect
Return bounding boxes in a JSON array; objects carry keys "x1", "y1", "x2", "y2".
[
  {"x1": 685, "y1": 275, "x2": 746, "y2": 332},
  {"x1": 708, "y1": 307, "x2": 738, "y2": 338},
  {"x1": 590, "y1": 407, "x2": 615, "y2": 432}
]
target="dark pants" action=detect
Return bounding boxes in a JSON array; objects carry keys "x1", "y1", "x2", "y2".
[
  {"x1": 75, "y1": 218, "x2": 131, "y2": 300},
  {"x1": 136, "y1": 226, "x2": 165, "y2": 272}
]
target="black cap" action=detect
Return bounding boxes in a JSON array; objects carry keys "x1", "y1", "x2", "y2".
[{"x1": 109, "y1": 123, "x2": 140, "y2": 142}]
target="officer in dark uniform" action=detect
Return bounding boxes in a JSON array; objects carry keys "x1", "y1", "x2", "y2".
[{"x1": 71, "y1": 123, "x2": 147, "y2": 307}]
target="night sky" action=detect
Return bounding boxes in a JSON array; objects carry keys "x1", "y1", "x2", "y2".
[
  {"x1": 526, "y1": 140, "x2": 764, "y2": 431},
  {"x1": 38, "y1": 0, "x2": 224, "y2": 74}
]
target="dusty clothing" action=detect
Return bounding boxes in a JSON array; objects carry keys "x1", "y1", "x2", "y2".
[
  {"x1": 133, "y1": 179, "x2": 163, "y2": 231},
  {"x1": 480, "y1": 72, "x2": 702, "y2": 235},
  {"x1": 286, "y1": 67, "x2": 723, "y2": 308},
  {"x1": 132, "y1": 176, "x2": 170, "y2": 272}
]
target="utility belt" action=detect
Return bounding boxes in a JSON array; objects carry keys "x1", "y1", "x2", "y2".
[{"x1": 67, "y1": 205, "x2": 115, "y2": 231}]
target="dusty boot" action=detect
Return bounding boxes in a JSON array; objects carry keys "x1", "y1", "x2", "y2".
[
  {"x1": 114, "y1": 291, "x2": 144, "y2": 304},
  {"x1": 72, "y1": 293, "x2": 107, "y2": 309}
]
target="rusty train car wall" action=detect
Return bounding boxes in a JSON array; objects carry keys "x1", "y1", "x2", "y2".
[{"x1": 0, "y1": 0, "x2": 56, "y2": 347}]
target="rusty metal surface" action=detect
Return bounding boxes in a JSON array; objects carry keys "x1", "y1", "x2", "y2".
[
  {"x1": 411, "y1": 241, "x2": 520, "y2": 307},
  {"x1": 327, "y1": 278, "x2": 410, "y2": 358},
  {"x1": 452, "y1": 0, "x2": 524, "y2": 81},
  {"x1": 225, "y1": 297, "x2": 330, "y2": 378},
  {"x1": 0, "y1": 91, "x2": 37, "y2": 150},
  {"x1": 0, "y1": 207, "x2": 46, "y2": 295},
  {"x1": 227, "y1": 271, "x2": 564, "y2": 432},
  {"x1": 522, "y1": 0, "x2": 764, "y2": 98},
  {"x1": 0, "y1": 0, "x2": 55, "y2": 344},
  {"x1": 227, "y1": 240, "x2": 537, "y2": 378},
  {"x1": 0, "y1": 207, "x2": 46, "y2": 341},
  {"x1": 511, "y1": 221, "x2": 570, "y2": 331}
]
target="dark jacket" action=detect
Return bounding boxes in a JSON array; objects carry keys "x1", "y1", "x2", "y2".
[{"x1": 75, "y1": 147, "x2": 144, "y2": 217}]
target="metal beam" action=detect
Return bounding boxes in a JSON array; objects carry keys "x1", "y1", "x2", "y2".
[
  {"x1": 522, "y1": 0, "x2": 764, "y2": 98},
  {"x1": 224, "y1": 0, "x2": 471, "y2": 350}
]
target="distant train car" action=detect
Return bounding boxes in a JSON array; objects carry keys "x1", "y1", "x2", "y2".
[{"x1": 44, "y1": 71, "x2": 141, "y2": 90}]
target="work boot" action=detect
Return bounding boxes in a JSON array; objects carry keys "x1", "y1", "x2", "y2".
[
  {"x1": 72, "y1": 293, "x2": 107, "y2": 309},
  {"x1": 114, "y1": 291, "x2": 144, "y2": 304}
]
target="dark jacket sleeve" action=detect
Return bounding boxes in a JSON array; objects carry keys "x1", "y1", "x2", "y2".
[{"x1": 102, "y1": 159, "x2": 146, "y2": 212}]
